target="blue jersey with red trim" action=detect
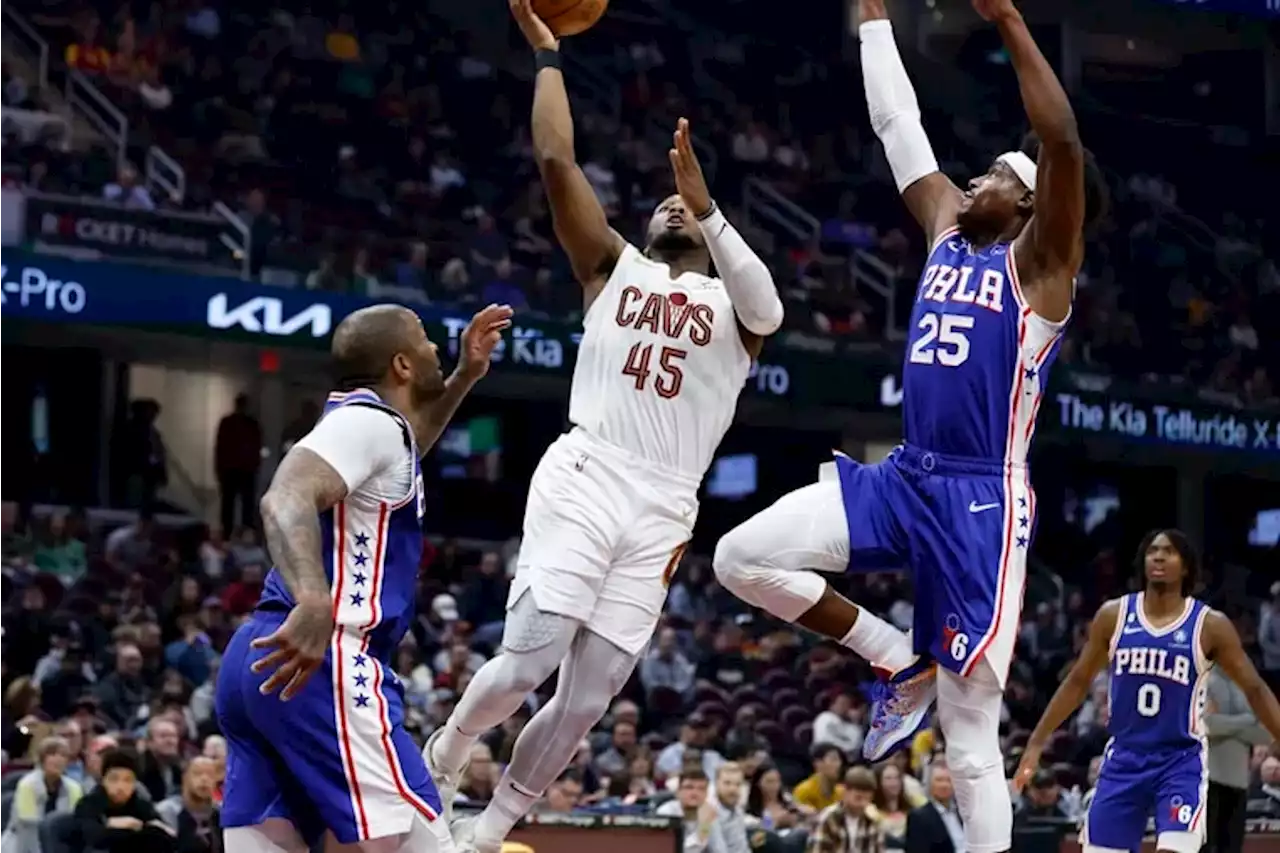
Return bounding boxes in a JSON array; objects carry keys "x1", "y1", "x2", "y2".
[
  {"x1": 259, "y1": 390, "x2": 425, "y2": 664},
  {"x1": 902, "y1": 228, "x2": 1067, "y2": 463},
  {"x1": 1108, "y1": 593, "x2": 1212, "y2": 754}
]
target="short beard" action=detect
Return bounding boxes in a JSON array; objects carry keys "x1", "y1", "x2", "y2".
[{"x1": 647, "y1": 230, "x2": 700, "y2": 258}]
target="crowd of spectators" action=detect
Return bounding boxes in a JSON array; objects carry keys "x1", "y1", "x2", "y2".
[
  {"x1": 3, "y1": 495, "x2": 1279, "y2": 852},
  {"x1": 3, "y1": 0, "x2": 1276, "y2": 408},
  {"x1": 2, "y1": 4, "x2": 1278, "y2": 848}
]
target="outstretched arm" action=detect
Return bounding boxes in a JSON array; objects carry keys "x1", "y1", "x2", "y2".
[
  {"x1": 857, "y1": 0, "x2": 962, "y2": 245},
  {"x1": 1013, "y1": 600, "x2": 1119, "y2": 791},
  {"x1": 1205, "y1": 611, "x2": 1280, "y2": 745},
  {"x1": 982, "y1": 0, "x2": 1084, "y2": 322},
  {"x1": 511, "y1": 0, "x2": 623, "y2": 306},
  {"x1": 669, "y1": 118, "x2": 781, "y2": 358}
]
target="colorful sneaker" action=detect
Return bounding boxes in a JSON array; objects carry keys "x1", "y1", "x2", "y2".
[
  {"x1": 862, "y1": 657, "x2": 938, "y2": 762},
  {"x1": 423, "y1": 728, "x2": 468, "y2": 824}
]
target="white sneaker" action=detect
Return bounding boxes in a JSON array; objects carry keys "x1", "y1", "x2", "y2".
[
  {"x1": 423, "y1": 729, "x2": 469, "y2": 824},
  {"x1": 449, "y1": 815, "x2": 502, "y2": 853}
]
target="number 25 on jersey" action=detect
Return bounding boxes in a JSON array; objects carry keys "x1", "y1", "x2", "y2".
[
  {"x1": 909, "y1": 312, "x2": 974, "y2": 367},
  {"x1": 623, "y1": 343, "x2": 687, "y2": 398}
]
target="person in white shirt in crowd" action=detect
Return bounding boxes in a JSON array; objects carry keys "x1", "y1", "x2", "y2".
[
  {"x1": 710, "y1": 763, "x2": 750, "y2": 853},
  {"x1": 812, "y1": 690, "x2": 866, "y2": 759},
  {"x1": 1, "y1": 735, "x2": 83, "y2": 853},
  {"x1": 101, "y1": 163, "x2": 156, "y2": 211}
]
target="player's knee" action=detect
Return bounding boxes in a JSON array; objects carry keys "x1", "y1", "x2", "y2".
[
  {"x1": 712, "y1": 525, "x2": 761, "y2": 594},
  {"x1": 944, "y1": 740, "x2": 1002, "y2": 779}
]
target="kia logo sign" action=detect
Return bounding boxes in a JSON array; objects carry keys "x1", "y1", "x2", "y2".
[{"x1": 206, "y1": 294, "x2": 333, "y2": 338}]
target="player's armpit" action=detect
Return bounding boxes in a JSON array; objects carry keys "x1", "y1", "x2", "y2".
[
  {"x1": 901, "y1": 173, "x2": 964, "y2": 248},
  {"x1": 530, "y1": 64, "x2": 624, "y2": 297},
  {"x1": 1204, "y1": 611, "x2": 1280, "y2": 744}
]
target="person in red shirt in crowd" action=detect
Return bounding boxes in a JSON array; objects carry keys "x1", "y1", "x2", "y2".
[
  {"x1": 65, "y1": 14, "x2": 111, "y2": 74},
  {"x1": 219, "y1": 563, "x2": 264, "y2": 616}
]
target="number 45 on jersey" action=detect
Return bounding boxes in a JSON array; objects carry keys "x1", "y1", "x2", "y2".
[{"x1": 623, "y1": 343, "x2": 687, "y2": 398}]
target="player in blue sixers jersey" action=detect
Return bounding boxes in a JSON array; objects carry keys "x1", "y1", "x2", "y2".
[
  {"x1": 1016, "y1": 530, "x2": 1280, "y2": 853},
  {"x1": 712, "y1": 0, "x2": 1109, "y2": 851},
  {"x1": 215, "y1": 303, "x2": 510, "y2": 853}
]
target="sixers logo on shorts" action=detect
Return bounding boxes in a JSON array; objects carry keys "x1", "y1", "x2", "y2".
[
  {"x1": 942, "y1": 613, "x2": 970, "y2": 661},
  {"x1": 1169, "y1": 795, "x2": 1186, "y2": 823}
]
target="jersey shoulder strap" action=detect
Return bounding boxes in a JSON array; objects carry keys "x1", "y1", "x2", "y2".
[{"x1": 324, "y1": 390, "x2": 415, "y2": 456}]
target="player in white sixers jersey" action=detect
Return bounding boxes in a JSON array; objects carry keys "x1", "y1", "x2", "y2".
[
  {"x1": 712, "y1": 1, "x2": 1109, "y2": 852},
  {"x1": 216, "y1": 303, "x2": 510, "y2": 853},
  {"x1": 1016, "y1": 530, "x2": 1280, "y2": 853},
  {"x1": 425, "y1": 3, "x2": 782, "y2": 852}
]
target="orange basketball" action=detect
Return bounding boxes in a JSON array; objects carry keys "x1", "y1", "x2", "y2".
[{"x1": 532, "y1": 0, "x2": 608, "y2": 37}]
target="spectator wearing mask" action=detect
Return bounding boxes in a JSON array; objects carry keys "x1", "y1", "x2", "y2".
[
  {"x1": 1013, "y1": 770, "x2": 1068, "y2": 824},
  {"x1": 904, "y1": 761, "x2": 962, "y2": 853},
  {"x1": 813, "y1": 691, "x2": 866, "y2": 759},
  {"x1": 641, "y1": 627, "x2": 697, "y2": 706},
  {"x1": 73, "y1": 748, "x2": 174, "y2": 853},
  {"x1": 810, "y1": 766, "x2": 885, "y2": 853},
  {"x1": 1205, "y1": 668, "x2": 1269, "y2": 853},
  {"x1": 793, "y1": 743, "x2": 845, "y2": 813},
  {"x1": 656, "y1": 769, "x2": 728, "y2": 853},
  {"x1": 156, "y1": 757, "x2": 220, "y2": 853},
  {"x1": 1, "y1": 735, "x2": 83, "y2": 853}
]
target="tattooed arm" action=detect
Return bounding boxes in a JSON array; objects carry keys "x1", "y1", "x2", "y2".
[
  {"x1": 252, "y1": 406, "x2": 405, "y2": 699},
  {"x1": 258, "y1": 448, "x2": 347, "y2": 603}
]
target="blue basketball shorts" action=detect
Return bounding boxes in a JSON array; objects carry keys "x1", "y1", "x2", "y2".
[
  {"x1": 834, "y1": 443, "x2": 1034, "y2": 683},
  {"x1": 215, "y1": 611, "x2": 442, "y2": 845},
  {"x1": 1083, "y1": 743, "x2": 1207, "y2": 850}
]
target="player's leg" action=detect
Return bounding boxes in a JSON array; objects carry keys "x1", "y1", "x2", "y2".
[
  {"x1": 425, "y1": 589, "x2": 579, "y2": 814},
  {"x1": 1153, "y1": 750, "x2": 1209, "y2": 853},
  {"x1": 217, "y1": 617, "x2": 321, "y2": 850},
  {"x1": 713, "y1": 461, "x2": 932, "y2": 760},
  {"x1": 456, "y1": 627, "x2": 639, "y2": 853},
  {"x1": 934, "y1": 661, "x2": 1013, "y2": 853},
  {"x1": 323, "y1": 811, "x2": 457, "y2": 853},
  {"x1": 427, "y1": 436, "x2": 620, "y2": 816},
  {"x1": 1080, "y1": 753, "x2": 1150, "y2": 853},
  {"x1": 224, "y1": 819, "x2": 312, "y2": 853},
  {"x1": 712, "y1": 465, "x2": 915, "y2": 671}
]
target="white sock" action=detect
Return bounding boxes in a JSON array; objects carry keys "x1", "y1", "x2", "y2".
[
  {"x1": 473, "y1": 778, "x2": 540, "y2": 845},
  {"x1": 841, "y1": 610, "x2": 915, "y2": 673},
  {"x1": 433, "y1": 721, "x2": 479, "y2": 778}
]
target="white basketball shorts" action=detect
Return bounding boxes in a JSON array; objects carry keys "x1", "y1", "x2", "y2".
[{"x1": 509, "y1": 428, "x2": 699, "y2": 655}]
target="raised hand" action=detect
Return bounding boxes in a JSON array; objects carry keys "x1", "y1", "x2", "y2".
[
  {"x1": 509, "y1": 0, "x2": 558, "y2": 51},
  {"x1": 458, "y1": 303, "x2": 514, "y2": 381},
  {"x1": 669, "y1": 118, "x2": 712, "y2": 219}
]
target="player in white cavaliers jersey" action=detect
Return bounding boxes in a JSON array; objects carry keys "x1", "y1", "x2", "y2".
[{"x1": 424, "y1": 3, "x2": 782, "y2": 851}]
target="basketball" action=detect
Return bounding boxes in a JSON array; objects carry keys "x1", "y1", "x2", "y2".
[{"x1": 531, "y1": 0, "x2": 608, "y2": 37}]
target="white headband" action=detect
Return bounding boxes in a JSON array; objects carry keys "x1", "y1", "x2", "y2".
[{"x1": 996, "y1": 151, "x2": 1038, "y2": 191}]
